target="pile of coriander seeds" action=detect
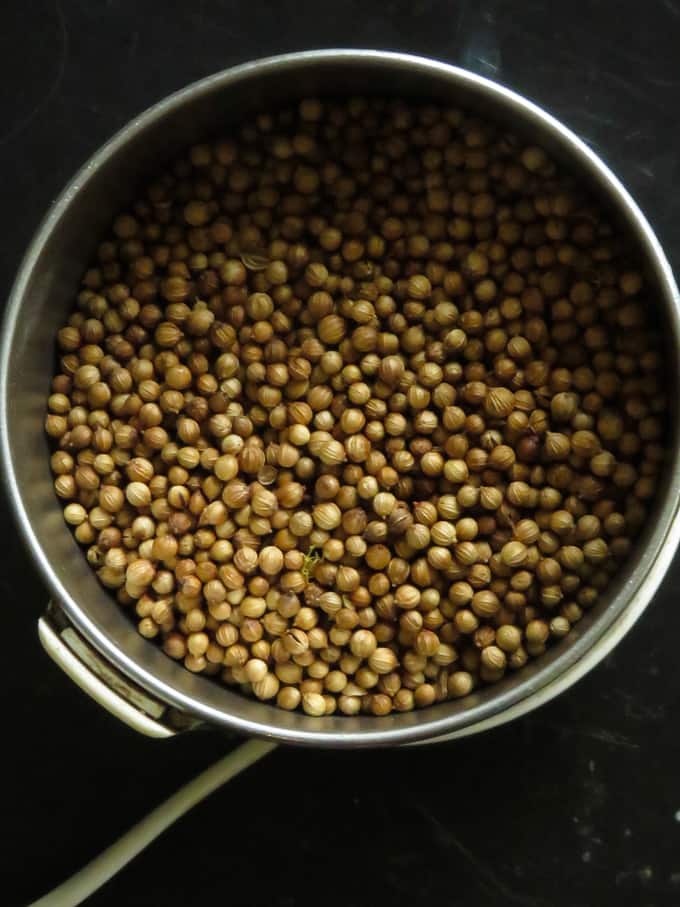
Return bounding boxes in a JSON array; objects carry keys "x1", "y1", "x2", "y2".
[{"x1": 46, "y1": 96, "x2": 666, "y2": 717}]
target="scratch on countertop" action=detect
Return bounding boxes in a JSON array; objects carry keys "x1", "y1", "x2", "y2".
[
  {"x1": 411, "y1": 799, "x2": 550, "y2": 907},
  {"x1": 0, "y1": 0, "x2": 68, "y2": 147},
  {"x1": 624, "y1": 128, "x2": 643, "y2": 142},
  {"x1": 615, "y1": 867, "x2": 654, "y2": 885},
  {"x1": 449, "y1": 0, "x2": 469, "y2": 48},
  {"x1": 599, "y1": 69, "x2": 673, "y2": 115},
  {"x1": 635, "y1": 164, "x2": 656, "y2": 180},
  {"x1": 581, "y1": 727, "x2": 640, "y2": 749},
  {"x1": 661, "y1": 0, "x2": 680, "y2": 20},
  {"x1": 127, "y1": 30, "x2": 140, "y2": 61},
  {"x1": 529, "y1": 720, "x2": 640, "y2": 750},
  {"x1": 606, "y1": 688, "x2": 667, "y2": 722}
]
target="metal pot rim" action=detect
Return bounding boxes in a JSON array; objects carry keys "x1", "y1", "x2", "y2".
[{"x1": 3, "y1": 49, "x2": 680, "y2": 746}]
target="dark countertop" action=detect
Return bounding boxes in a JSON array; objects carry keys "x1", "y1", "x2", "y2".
[{"x1": 3, "y1": 2, "x2": 680, "y2": 905}]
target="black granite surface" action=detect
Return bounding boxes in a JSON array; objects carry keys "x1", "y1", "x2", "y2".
[{"x1": 3, "y1": 2, "x2": 680, "y2": 905}]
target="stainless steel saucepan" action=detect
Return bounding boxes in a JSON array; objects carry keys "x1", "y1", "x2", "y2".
[{"x1": 2, "y1": 50, "x2": 679, "y2": 747}]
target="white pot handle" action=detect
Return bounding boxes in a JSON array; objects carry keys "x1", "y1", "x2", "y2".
[{"x1": 38, "y1": 607, "x2": 189, "y2": 738}]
